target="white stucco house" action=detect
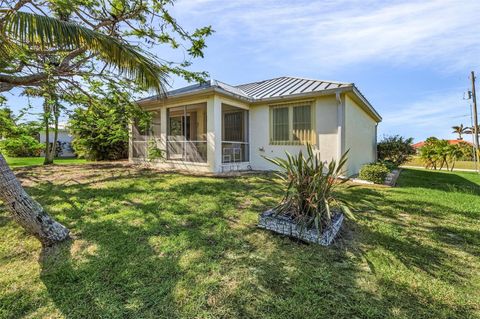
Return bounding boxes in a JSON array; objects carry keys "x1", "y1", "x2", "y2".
[
  {"x1": 130, "y1": 76, "x2": 381, "y2": 176},
  {"x1": 39, "y1": 124, "x2": 75, "y2": 157}
]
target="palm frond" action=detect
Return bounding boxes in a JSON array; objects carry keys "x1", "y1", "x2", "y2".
[{"x1": 1, "y1": 10, "x2": 167, "y2": 94}]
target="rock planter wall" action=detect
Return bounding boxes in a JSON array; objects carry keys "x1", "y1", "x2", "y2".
[{"x1": 258, "y1": 210, "x2": 344, "y2": 246}]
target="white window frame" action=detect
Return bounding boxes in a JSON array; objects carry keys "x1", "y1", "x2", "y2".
[{"x1": 269, "y1": 101, "x2": 315, "y2": 145}]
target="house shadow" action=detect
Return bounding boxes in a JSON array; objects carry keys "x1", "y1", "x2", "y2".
[{"x1": 11, "y1": 165, "x2": 476, "y2": 318}]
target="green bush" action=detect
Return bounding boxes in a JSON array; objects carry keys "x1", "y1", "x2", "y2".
[
  {"x1": 359, "y1": 163, "x2": 390, "y2": 184},
  {"x1": 378, "y1": 159, "x2": 396, "y2": 171},
  {"x1": 264, "y1": 145, "x2": 354, "y2": 233},
  {"x1": 147, "y1": 140, "x2": 165, "y2": 161},
  {"x1": 0, "y1": 135, "x2": 44, "y2": 157},
  {"x1": 377, "y1": 135, "x2": 415, "y2": 166},
  {"x1": 68, "y1": 89, "x2": 149, "y2": 161}
]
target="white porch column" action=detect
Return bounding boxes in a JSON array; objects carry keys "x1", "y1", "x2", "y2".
[
  {"x1": 207, "y1": 95, "x2": 222, "y2": 173},
  {"x1": 160, "y1": 106, "x2": 167, "y2": 151}
]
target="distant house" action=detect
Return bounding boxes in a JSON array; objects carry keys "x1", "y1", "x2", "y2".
[
  {"x1": 39, "y1": 124, "x2": 75, "y2": 157},
  {"x1": 130, "y1": 76, "x2": 382, "y2": 176},
  {"x1": 413, "y1": 139, "x2": 473, "y2": 150}
]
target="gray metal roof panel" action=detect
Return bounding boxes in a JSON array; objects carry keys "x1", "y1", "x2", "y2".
[
  {"x1": 139, "y1": 76, "x2": 352, "y2": 102},
  {"x1": 253, "y1": 77, "x2": 291, "y2": 98},
  {"x1": 234, "y1": 76, "x2": 351, "y2": 99},
  {"x1": 137, "y1": 76, "x2": 380, "y2": 122}
]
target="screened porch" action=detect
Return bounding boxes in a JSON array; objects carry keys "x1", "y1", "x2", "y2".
[
  {"x1": 222, "y1": 104, "x2": 249, "y2": 164},
  {"x1": 131, "y1": 111, "x2": 161, "y2": 159},
  {"x1": 166, "y1": 103, "x2": 207, "y2": 163}
]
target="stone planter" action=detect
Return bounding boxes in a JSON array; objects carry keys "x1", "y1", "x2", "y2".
[{"x1": 258, "y1": 209, "x2": 344, "y2": 246}]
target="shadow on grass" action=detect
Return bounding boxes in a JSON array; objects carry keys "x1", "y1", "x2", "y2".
[
  {"x1": 8, "y1": 165, "x2": 476, "y2": 318},
  {"x1": 340, "y1": 183, "x2": 479, "y2": 285}
]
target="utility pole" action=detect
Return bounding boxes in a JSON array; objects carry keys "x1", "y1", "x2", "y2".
[{"x1": 471, "y1": 71, "x2": 479, "y2": 172}]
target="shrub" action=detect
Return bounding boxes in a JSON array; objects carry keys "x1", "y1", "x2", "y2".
[
  {"x1": 359, "y1": 163, "x2": 390, "y2": 184},
  {"x1": 264, "y1": 144, "x2": 354, "y2": 233},
  {"x1": 0, "y1": 135, "x2": 43, "y2": 157},
  {"x1": 378, "y1": 159, "x2": 396, "y2": 171},
  {"x1": 69, "y1": 90, "x2": 150, "y2": 161},
  {"x1": 419, "y1": 138, "x2": 470, "y2": 171},
  {"x1": 456, "y1": 141, "x2": 474, "y2": 161},
  {"x1": 377, "y1": 135, "x2": 415, "y2": 166},
  {"x1": 148, "y1": 140, "x2": 165, "y2": 161}
]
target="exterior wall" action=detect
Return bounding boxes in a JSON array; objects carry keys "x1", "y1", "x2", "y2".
[
  {"x1": 344, "y1": 95, "x2": 377, "y2": 176},
  {"x1": 133, "y1": 92, "x2": 378, "y2": 175},
  {"x1": 249, "y1": 96, "x2": 339, "y2": 170},
  {"x1": 39, "y1": 130, "x2": 75, "y2": 157}
]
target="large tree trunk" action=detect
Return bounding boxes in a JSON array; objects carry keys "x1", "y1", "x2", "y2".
[{"x1": 0, "y1": 153, "x2": 70, "y2": 246}]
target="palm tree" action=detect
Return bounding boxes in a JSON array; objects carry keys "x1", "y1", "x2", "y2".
[
  {"x1": 447, "y1": 144, "x2": 464, "y2": 171},
  {"x1": 0, "y1": 10, "x2": 167, "y2": 93},
  {"x1": 452, "y1": 124, "x2": 468, "y2": 140},
  {"x1": 0, "y1": 10, "x2": 167, "y2": 246}
]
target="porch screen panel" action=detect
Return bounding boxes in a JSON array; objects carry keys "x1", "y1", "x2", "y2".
[
  {"x1": 271, "y1": 107, "x2": 289, "y2": 143},
  {"x1": 167, "y1": 106, "x2": 185, "y2": 160},
  {"x1": 293, "y1": 105, "x2": 312, "y2": 143},
  {"x1": 150, "y1": 111, "x2": 161, "y2": 139},
  {"x1": 224, "y1": 111, "x2": 243, "y2": 141},
  {"x1": 167, "y1": 103, "x2": 207, "y2": 162},
  {"x1": 132, "y1": 119, "x2": 149, "y2": 158}
]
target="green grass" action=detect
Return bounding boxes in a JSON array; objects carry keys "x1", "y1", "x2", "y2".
[
  {"x1": 405, "y1": 156, "x2": 478, "y2": 170},
  {"x1": 0, "y1": 165, "x2": 479, "y2": 318},
  {"x1": 4, "y1": 156, "x2": 88, "y2": 167}
]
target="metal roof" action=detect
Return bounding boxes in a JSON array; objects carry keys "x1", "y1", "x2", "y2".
[
  {"x1": 138, "y1": 76, "x2": 381, "y2": 121},
  {"x1": 139, "y1": 77, "x2": 352, "y2": 102},
  {"x1": 236, "y1": 77, "x2": 351, "y2": 99}
]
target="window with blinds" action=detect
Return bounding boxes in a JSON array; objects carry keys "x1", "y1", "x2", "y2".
[
  {"x1": 272, "y1": 107, "x2": 289, "y2": 142},
  {"x1": 293, "y1": 105, "x2": 312, "y2": 142},
  {"x1": 270, "y1": 102, "x2": 314, "y2": 145}
]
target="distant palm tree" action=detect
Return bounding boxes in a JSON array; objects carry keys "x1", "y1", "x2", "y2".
[
  {"x1": 452, "y1": 124, "x2": 468, "y2": 140},
  {"x1": 464, "y1": 124, "x2": 479, "y2": 134}
]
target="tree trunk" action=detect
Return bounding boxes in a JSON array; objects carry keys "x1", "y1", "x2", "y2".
[
  {"x1": 47, "y1": 112, "x2": 59, "y2": 164},
  {"x1": 44, "y1": 124, "x2": 51, "y2": 165},
  {"x1": 0, "y1": 153, "x2": 70, "y2": 246},
  {"x1": 43, "y1": 99, "x2": 53, "y2": 165}
]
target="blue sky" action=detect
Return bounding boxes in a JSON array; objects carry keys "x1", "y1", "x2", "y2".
[{"x1": 5, "y1": 0, "x2": 480, "y2": 142}]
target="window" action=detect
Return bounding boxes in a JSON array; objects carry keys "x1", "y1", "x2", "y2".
[
  {"x1": 272, "y1": 107, "x2": 289, "y2": 142},
  {"x1": 270, "y1": 102, "x2": 314, "y2": 145},
  {"x1": 293, "y1": 105, "x2": 312, "y2": 141}
]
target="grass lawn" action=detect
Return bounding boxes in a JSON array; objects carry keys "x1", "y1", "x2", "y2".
[
  {"x1": 405, "y1": 156, "x2": 478, "y2": 170},
  {"x1": 0, "y1": 165, "x2": 479, "y2": 318},
  {"x1": 4, "y1": 156, "x2": 88, "y2": 168}
]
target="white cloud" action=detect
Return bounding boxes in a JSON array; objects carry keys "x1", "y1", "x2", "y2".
[
  {"x1": 379, "y1": 88, "x2": 474, "y2": 140},
  {"x1": 173, "y1": 0, "x2": 480, "y2": 72}
]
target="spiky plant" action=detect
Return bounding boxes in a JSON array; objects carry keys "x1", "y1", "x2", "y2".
[{"x1": 264, "y1": 144, "x2": 354, "y2": 234}]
